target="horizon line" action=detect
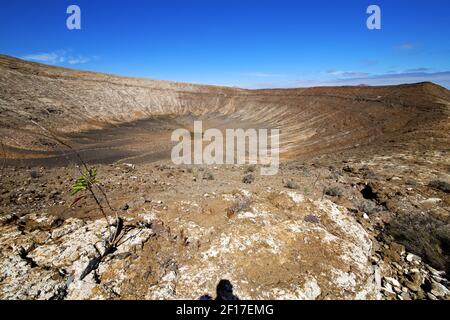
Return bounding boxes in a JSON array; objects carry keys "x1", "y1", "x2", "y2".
[{"x1": 1, "y1": 53, "x2": 448, "y2": 91}]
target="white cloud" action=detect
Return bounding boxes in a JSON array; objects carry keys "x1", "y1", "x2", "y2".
[
  {"x1": 22, "y1": 50, "x2": 92, "y2": 65},
  {"x1": 404, "y1": 67, "x2": 430, "y2": 73},
  {"x1": 326, "y1": 70, "x2": 369, "y2": 78},
  {"x1": 22, "y1": 50, "x2": 67, "y2": 64},
  {"x1": 68, "y1": 56, "x2": 91, "y2": 65}
]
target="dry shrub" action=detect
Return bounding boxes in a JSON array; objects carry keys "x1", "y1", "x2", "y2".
[
  {"x1": 429, "y1": 180, "x2": 450, "y2": 193},
  {"x1": 242, "y1": 174, "x2": 255, "y2": 184},
  {"x1": 284, "y1": 180, "x2": 300, "y2": 190},
  {"x1": 386, "y1": 213, "x2": 450, "y2": 275},
  {"x1": 227, "y1": 195, "x2": 252, "y2": 218}
]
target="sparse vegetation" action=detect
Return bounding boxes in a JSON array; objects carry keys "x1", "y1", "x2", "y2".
[
  {"x1": 284, "y1": 180, "x2": 299, "y2": 190},
  {"x1": 357, "y1": 199, "x2": 381, "y2": 215},
  {"x1": 202, "y1": 171, "x2": 214, "y2": 180},
  {"x1": 304, "y1": 214, "x2": 320, "y2": 224},
  {"x1": 244, "y1": 164, "x2": 257, "y2": 174},
  {"x1": 227, "y1": 194, "x2": 252, "y2": 218},
  {"x1": 324, "y1": 186, "x2": 343, "y2": 197},
  {"x1": 0, "y1": 141, "x2": 5, "y2": 182},
  {"x1": 71, "y1": 168, "x2": 98, "y2": 196},
  {"x1": 386, "y1": 213, "x2": 450, "y2": 275},
  {"x1": 242, "y1": 174, "x2": 255, "y2": 184},
  {"x1": 21, "y1": 117, "x2": 124, "y2": 280},
  {"x1": 30, "y1": 170, "x2": 40, "y2": 179},
  {"x1": 429, "y1": 180, "x2": 450, "y2": 193}
]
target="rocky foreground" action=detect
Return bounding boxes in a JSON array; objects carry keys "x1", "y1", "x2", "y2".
[{"x1": 1, "y1": 149, "x2": 449, "y2": 300}]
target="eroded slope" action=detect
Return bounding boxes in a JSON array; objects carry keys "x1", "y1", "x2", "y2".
[{"x1": 1, "y1": 55, "x2": 449, "y2": 163}]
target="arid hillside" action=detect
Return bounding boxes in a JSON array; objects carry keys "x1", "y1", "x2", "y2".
[
  {"x1": 0, "y1": 55, "x2": 449, "y2": 301},
  {"x1": 0, "y1": 54, "x2": 449, "y2": 164}
]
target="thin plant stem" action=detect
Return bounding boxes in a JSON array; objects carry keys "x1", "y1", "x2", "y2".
[{"x1": 0, "y1": 141, "x2": 6, "y2": 182}]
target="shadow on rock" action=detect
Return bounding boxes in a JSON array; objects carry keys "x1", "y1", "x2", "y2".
[{"x1": 199, "y1": 279, "x2": 240, "y2": 300}]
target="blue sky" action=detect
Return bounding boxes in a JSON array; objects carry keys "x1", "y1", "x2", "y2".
[{"x1": 1, "y1": 0, "x2": 449, "y2": 88}]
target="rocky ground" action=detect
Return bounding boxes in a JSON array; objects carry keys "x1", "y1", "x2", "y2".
[
  {"x1": 0, "y1": 55, "x2": 449, "y2": 300},
  {"x1": 0, "y1": 145, "x2": 449, "y2": 300}
]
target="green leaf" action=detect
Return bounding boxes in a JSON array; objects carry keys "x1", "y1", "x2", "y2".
[{"x1": 71, "y1": 168, "x2": 98, "y2": 196}]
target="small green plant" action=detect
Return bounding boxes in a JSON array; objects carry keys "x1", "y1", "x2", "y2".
[
  {"x1": 71, "y1": 168, "x2": 97, "y2": 196},
  {"x1": 69, "y1": 166, "x2": 124, "y2": 280},
  {"x1": 22, "y1": 104, "x2": 127, "y2": 281},
  {"x1": 0, "y1": 141, "x2": 6, "y2": 182}
]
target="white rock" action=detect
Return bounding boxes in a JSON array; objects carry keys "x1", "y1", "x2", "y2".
[
  {"x1": 285, "y1": 191, "x2": 304, "y2": 204},
  {"x1": 421, "y1": 198, "x2": 442, "y2": 204},
  {"x1": 382, "y1": 283, "x2": 395, "y2": 294},
  {"x1": 430, "y1": 281, "x2": 450, "y2": 298},
  {"x1": 427, "y1": 265, "x2": 446, "y2": 277},
  {"x1": 373, "y1": 267, "x2": 382, "y2": 288},
  {"x1": 0, "y1": 197, "x2": 381, "y2": 300},
  {"x1": 406, "y1": 253, "x2": 421, "y2": 262},
  {"x1": 427, "y1": 293, "x2": 438, "y2": 300},
  {"x1": 384, "y1": 276, "x2": 401, "y2": 288}
]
